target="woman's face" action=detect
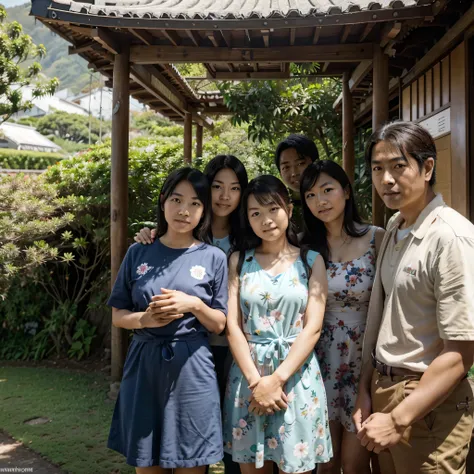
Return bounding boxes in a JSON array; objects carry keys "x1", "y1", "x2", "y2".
[
  {"x1": 303, "y1": 172, "x2": 348, "y2": 223},
  {"x1": 163, "y1": 180, "x2": 204, "y2": 235},
  {"x1": 210, "y1": 168, "x2": 242, "y2": 217},
  {"x1": 247, "y1": 194, "x2": 291, "y2": 242}
]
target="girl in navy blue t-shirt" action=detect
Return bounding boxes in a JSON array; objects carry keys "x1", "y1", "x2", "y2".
[{"x1": 108, "y1": 167, "x2": 228, "y2": 472}]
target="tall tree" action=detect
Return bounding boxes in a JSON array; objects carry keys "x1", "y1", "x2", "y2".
[
  {"x1": 0, "y1": 5, "x2": 58, "y2": 124},
  {"x1": 219, "y1": 76, "x2": 342, "y2": 159}
]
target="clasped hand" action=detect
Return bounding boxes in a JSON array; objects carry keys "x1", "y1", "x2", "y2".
[
  {"x1": 248, "y1": 375, "x2": 288, "y2": 416},
  {"x1": 356, "y1": 412, "x2": 406, "y2": 453},
  {"x1": 144, "y1": 288, "x2": 197, "y2": 328}
]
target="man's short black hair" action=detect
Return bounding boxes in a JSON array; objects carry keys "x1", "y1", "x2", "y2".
[{"x1": 275, "y1": 134, "x2": 319, "y2": 170}]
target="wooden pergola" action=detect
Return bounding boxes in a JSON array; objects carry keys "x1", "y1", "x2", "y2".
[{"x1": 30, "y1": 0, "x2": 472, "y2": 380}]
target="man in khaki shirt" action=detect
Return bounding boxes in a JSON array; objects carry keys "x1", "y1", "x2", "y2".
[{"x1": 353, "y1": 121, "x2": 474, "y2": 473}]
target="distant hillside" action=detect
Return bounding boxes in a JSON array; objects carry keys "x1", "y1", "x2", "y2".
[{"x1": 6, "y1": 3, "x2": 93, "y2": 93}]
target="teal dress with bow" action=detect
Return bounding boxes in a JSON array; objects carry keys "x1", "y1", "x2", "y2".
[{"x1": 223, "y1": 249, "x2": 332, "y2": 472}]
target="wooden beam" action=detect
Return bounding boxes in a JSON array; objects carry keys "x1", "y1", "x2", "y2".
[
  {"x1": 191, "y1": 112, "x2": 213, "y2": 130},
  {"x1": 68, "y1": 25, "x2": 94, "y2": 37},
  {"x1": 186, "y1": 30, "x2": 201, "y2": 46},
  {"x1": 290, "y1": 28, "x2": 296, "y2": 46},
  {"x1": 88, "y1": 62, "x2": 113, "y2": 73},
  {"x1": 207, "y1": 31, "x2": 220, "y2": 48},
  {"x1": 130, "y1": 43, "x2": 374, "y2": 64},
  {"x1": 322, "y1": 62, "x2": 330, "y2": 73},
  {"x1": 340, "y1": 25, "x2": 352, "y2": 44},
  {"x1": 450, "y1": 41, "x2": 469, "y2": 217},
  {"x1": 201, "y1": 106, "x2": 230, "y2": 114},
  {"x1": 91, "y1": 28, "x2": 121, "y2": 55},
  {"x1": 130, "y1": 89, "x2": 152, "y2": 96},
  {"x1": 402, "y1": 3, "x2": 474, "y2": 85},
  {"x1": 196, "y1": 124, "x2": 203, "y2": 158},
  {"x1": 110, "y1": 42, "x2": 130, "y2": 383},
  {"x1": 262, "y1": 29, "x2": 270, "y2": 48},
  {"x1": 205, "y1": 70, "x2": 344, "y2": 80},
  {"x1": 342, "y1": 71, "x2": 355, "y2": 184},
  {"x1": 130, "y1": 65, "x2": 188, "y2": 117},
  {"x1": 220, "y1": 30, "x2": 232, "y2": 48},
  {"x1": 141, "y1": 98, "x2": 162, "y2": 104},
  {"x1": 359, "y1": 23, "x2": 374, "y2": 42},
  {"x1": 312, "y1": 26, "x2": 321, "y2": 44},
  {"x1": 184, "y1": 113, "x2": 192, "y2": 164},
  {"x1": 162, "y1": 29, "x2": 181, "y2": 46},
  {"x1": 128, "y1": 28, "x2": 153, "y2": 45},
  {"x1": 69, "y1": 40, "x2": 96, "y2": 55},
  {"x1": 372, "y1": 45, "x2": 389, "y2": 227},
  {"x1": 354, "y1": 77, "x2": 399, "y2": 122},
  {"x1": 333, "y1": 59, "x2": 373, "y2": 108},
  {"x1": 244, "y1": 29, "x2": 252, "y2": 46},
  {"x1": 380, "y1": 21, "x2": 402, "y2": 48}
]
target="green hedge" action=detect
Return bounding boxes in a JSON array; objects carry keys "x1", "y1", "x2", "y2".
[{"x1": 0, "y1": 149, "x2": 64, "y2": 170}]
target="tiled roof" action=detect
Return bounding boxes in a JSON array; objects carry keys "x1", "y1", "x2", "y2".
[
  {"x1": 43, "y1": 0, "x2": 433, "y2": 20},
  {"x1": 0, "y1": 122, "x2": 62, "y2": 153}
]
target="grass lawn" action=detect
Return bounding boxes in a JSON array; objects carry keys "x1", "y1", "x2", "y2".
[
  {"x1": 0, "y1": 365, "x2": 133, "y2": 473},
  {"x1": 0, "y1": 365, "x2": 225, "y2": 474}
]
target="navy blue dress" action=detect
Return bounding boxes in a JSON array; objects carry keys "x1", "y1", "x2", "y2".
[{"x1": 107, "y1": 239, "x2": 228, "y2": 468}]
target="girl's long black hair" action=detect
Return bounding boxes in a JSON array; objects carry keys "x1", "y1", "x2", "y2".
[
  {"x1": 237, "y1": 175, "x2": 311, "y2": 276},
  {"x1": 203, "y1": 155, "x2": 248, "y2": 251},
  {"x1": 300, "y1": 160, "x2": 369, "y2": 266},
  {"x1": 157, "y1": 167, "x2": 212, "y2": 244}
]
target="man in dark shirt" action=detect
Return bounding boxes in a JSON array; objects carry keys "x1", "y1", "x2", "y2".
[{"x1": 274, "y1": 134, "x2": 320, "y2": 232}]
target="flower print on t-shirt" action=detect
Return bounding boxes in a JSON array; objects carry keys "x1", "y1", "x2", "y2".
[
  {"x1": 136, "y1": 262, "x2": 154, "y2": 277},
  {"x1": 190, "y1": 265, "x2": 206, "y2": 280}
]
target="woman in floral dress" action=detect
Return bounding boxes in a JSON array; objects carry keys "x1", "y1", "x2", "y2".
[
  {"x1": 300, "y1": 160, "x2": 384, "y2": 474},
  {"x1": 224, "y1": 175, "x2": 332, "y2": 474}
]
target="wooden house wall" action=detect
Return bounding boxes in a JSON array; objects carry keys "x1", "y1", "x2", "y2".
[{"x1": 400, "y1": 40, "x2": 471, "y2": 217}]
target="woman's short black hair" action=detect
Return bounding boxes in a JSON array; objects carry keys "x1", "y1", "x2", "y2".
[
  {"x1": 203, "y1": 155, "x2": 248, "y2": 251},
  {"x1": 300, "y1": 160, "x2": 369, "y2": 266},
  {"x1": 157, "y1": 167, "x2": 212, "y2": 244},
  {"x1": 365, "y1": 121, "x2": 437, "y2": 186},
  {"x1": 275, "y1": 134, "x2": 319, "y2": 170}
]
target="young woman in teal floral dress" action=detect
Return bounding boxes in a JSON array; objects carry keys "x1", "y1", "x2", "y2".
[
  {"x1": 300, "y1": 161, "x2": 384, "y2": 474},
  {"x1": 224, "y1": 175, "x2": 332, "y2": 474}
]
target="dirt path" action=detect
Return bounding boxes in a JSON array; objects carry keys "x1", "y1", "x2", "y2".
[{"x1": 0, "y1": 430, "x2": 64, "y2": 473}]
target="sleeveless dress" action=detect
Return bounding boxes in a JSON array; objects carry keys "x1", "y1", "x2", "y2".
[
  {"x1": 315, "y1": 227, "x2": 377, "y2": 433},
  {"x1": 223, "y1": 249, "x2": 332, "y2": 472}
]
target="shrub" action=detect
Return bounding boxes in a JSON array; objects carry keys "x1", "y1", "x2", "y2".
[
  {"x1": 0, "y1": 148, "x2": 63, "y2": 169},
  {"x1": 0, "y1": 137, "x2": 187, "y2": 359},
  {"x1": 0, "y1": 125, "x2": 273, "y2": 361}
]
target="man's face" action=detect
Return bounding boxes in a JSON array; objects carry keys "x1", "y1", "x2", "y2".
[
  {"x1": 371, "y1": 140, "x2": 434, "y2": 211},
  {"x1": 279, "y1": 148, "x2": 313, "y2": 193}
]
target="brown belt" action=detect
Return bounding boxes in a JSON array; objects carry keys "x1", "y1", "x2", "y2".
[{"x1": 371, "y1": 351, "x2": 422, "y2": 378}]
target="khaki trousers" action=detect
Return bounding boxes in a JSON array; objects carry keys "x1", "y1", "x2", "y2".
[{"x1": 370, "y1": 369, "x2": 474, "y2": 474}]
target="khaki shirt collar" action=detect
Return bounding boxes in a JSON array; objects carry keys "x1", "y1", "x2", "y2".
[{"x1": 386, "y1": 194, "x2": 446, "y2": 240}]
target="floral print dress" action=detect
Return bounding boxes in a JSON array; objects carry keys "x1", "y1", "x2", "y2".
[
  {"x1": 315, "y1": 227, "x2": 377, "y2": 432},
  {"x1": 223, "y1": 249, "x2": 332, "y2": 472}
]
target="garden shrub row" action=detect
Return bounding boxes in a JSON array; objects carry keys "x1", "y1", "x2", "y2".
[{"x1": 0, "y1": 148, "x2": 64, "y2": 170}]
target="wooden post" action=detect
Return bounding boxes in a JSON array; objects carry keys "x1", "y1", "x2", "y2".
[
  {"x1": 372, "y1": 45, "x2": 389, "y2": 227},
  {"x1": 342, "y1": 71, "x2": 355, "y2": 184},
  {"x1": 196, "y1": 124, "x2": 203, "y2": 159},
  {"x1": 184, "y1": 113, "x2": 192, "y2": 164},
  {"x1": 110, "y1": 42, "x2": 130, "y2": 383}
]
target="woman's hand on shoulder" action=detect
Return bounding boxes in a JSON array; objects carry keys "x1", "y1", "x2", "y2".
[{"x1": 134, "y1": 227, "x2": 156, "y2": 245}]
